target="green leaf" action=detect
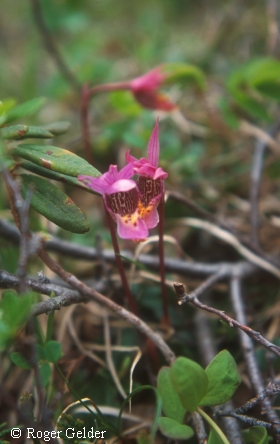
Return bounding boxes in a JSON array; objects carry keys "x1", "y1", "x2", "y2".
[
  {"x1": 0, "y1": 99, "x2": 17, "y2": 116},
  {"x1": 208, "y1": 428, "x2": 225, "y2": 444},
  {"x1": 243, "y1": 426, "x2": 269, "y2": 444},
  {"x1": 0, "y1": 291, "x2": 33, "y2": 348},
  {"x1": 12, "y1": 144, "x2": 100, "y2": 178},
  {"x1": 0, "y1": 98, "x2": 46, "y2": 126},
  {"x1": 171, "y1": 357, "x2": 208, "y2": 412},
  {"x1": 218, "y1": 97, "x2": 239, "y2": 129},
  {"x1": 44, "y1": 340, "x2": 62, "y2": 363},
  {"x1": 200, "y1": 350, "x2": 241, "y2": 406},
  {"x1": 227, "y1": 65, "x2": 272, "y2": 122},
  {"x1": 36, "y1": 344, "x2": 46, "y2": 361},
  {"x1": 162, "y1": 63, "x2": 206, "y2": 91},
  {"x1": 39, "y1": 362, "x2": 52, "y2": 387},
  {"x1": 10, "y1": 352, "x2": 31, "y2": 370},
  {"x1": 20, "y1": 161, "x2": 96, "y2": 193},
  {"x1": 0, "y1": 125, "x2": 53, "y2": 140},
  {"x1": 157, "y1": 367, "x2": 186, "y2": 423},
  {"x1": 246, "y1": 58, "x2": 280, "y2": 100},
  {"x1": 20, "y1": 174, "x2": 90, "y2": 233},
  {"x1": 255, "y1": 81, "x2": 280, "y2": 101},
  {"x1": 158, "y1": 417, "x2": 194, "y2": 440}
]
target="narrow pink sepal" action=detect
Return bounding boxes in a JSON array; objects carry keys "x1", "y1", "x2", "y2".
[
  {"x1": 125, "y1": 150, "x2": 137, "y2": 164},
  {"x1": 78, "y1": 164, "x2": 135, "y2": 195},
  {"x1": 147, "y1": 119, "x2": 160, "y2": 167},
  {"x1": 78, "y1": 174, "x2": 110, "y2": 194}
]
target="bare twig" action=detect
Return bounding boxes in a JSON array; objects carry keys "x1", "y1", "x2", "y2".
[
  {"x1": 180, "y1": 218, "x2": 280, "y2": 279},
  {"x1": 38, "y1": 249, "x2": 175, "y2": 364},
  {"x1": 191, "y1": 412, "x2": 207, "y2": 444},
  {"x1": 230, "y1": 274, "x2": 279, "y2": 427},
  {"x1": 0, "y1": 219, "x2": 256, "y2": 279},
  {"x1": 175, "y1": 270, "x2": 227, "y2": 304},
  {"x1": 105, "y1": 209, "x2": 138, "y2": 315},
  {"x1": 249, "y1": 122, "x2": 280, "y2": 247},
  {"x1": 2, "y1": 170, "x2": 33, "y2": 293},
  {"x1": 174, "y1": 281, "x2": 280, "y2": 358},
  {"x1": 29, "y1": 0, "x2": 81, "y2": 93},
  {"x1": 234, "y1": 383, "x2": 280, "y2": 414},
  {"x1": 216, "y1": 384, "x2": 280, "y2": 437}
]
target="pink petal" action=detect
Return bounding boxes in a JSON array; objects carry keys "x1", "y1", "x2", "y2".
[
  {"x1": 142, "y1": 205, "x2": 159, "y2": 229},
  {"x1": 130, "y1": 67, "x2": 164, "y2": 92},
  {"x1": 148, "y1": 119, "x2": 159, "y2": 167},
  {"x1": 133, "y1": 163, "x2": 156, "y2": 178},
  {"x1": 153, "y1": 167, "x2": 168, "y2": 180},
  {"x1": 117, "y1": 162, "x2": 135, "y2": 180},
  {"x1": 78, "y1": 175, "x2": 109, "y2": 194},
  {"x1": 107, "y1": 179, "x2": 136, "y2": 194},
  {"x1": 116, "y1": 214, "x2": 148, "y2": 240}
]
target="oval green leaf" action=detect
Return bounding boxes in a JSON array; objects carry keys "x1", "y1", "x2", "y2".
[
  {"x1": 158, "y1": 417, "x2": 194, "y2": 440},
  {"x1": 12, "y1": 144, "x2": 100, "y2": 178},
  {"x1": 10, "y1": 352, "x2": 31, "y2": 370},
  {"x1": 171, "y1": 357, "x2": 208, "y2": 412},
  {"x1": 157, "y1": 366, "x2": 186, "y2": 423},
  {"x1": 39, "y1": 362, "x2": 52, "y2": 387},
  {"x1": 20, "y1": 161, "x2": 96, "y2": 194},
  {"x1": 208, "y1": 428, "x2": 225, "y2": 444},
  {"x1": 0, "y1": 125, "x2": 53, "y2": 140},
  {"x1": 0, "y1": 97, "x2": 46, "y2": 126},
  {"x1": 20, "y1": 174, "x2": 90, "y2": 233},
  {"x1": 163, "y1": 62, "x2": 206, "y2": 91},
  {"x1": 243, "y1": 426, "x2": 268, "y2": 444},
  {"x1": 200, "y1": 350, "x2": 241, "y2": 407},
  {"x1": 44, "y1": 340, "x2": 62, "y2": 363}
]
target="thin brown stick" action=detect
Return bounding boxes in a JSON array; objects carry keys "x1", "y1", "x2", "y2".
[
  {"x1": 38, "y1": 249, "x2": 175, "y2": 364},
  {"x1": 174, "y1": 281, "x2": 280, "y2": 359},
  {"x1": 230, "y1": 274, "x2": 279, "y2": 427},
  {"x1": 0, "y1": 219, "x2": 257, "y2": 279},
  {"x1": 105, "y1": 209, "x2": 138, "y2": 315}
]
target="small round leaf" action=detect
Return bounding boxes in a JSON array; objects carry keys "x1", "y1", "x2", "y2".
[
  {"x1": 158, "y1": 417, "x2": 194, "y2": 440},
  {"x1": 171, "y1": 357, "x2": 208, "y2": 412}
]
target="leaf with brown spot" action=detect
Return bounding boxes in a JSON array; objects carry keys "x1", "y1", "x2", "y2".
[
  {"x1": 20, "y1": 174, "x2": 90, "y2": 234},
  {"x1": 12, "y1": 144, "x2": 100, "y2": 178}
]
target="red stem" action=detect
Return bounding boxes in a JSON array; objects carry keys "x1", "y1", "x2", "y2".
[
  {"x1": 158, "y1": 197, "x2": 170, "y2": 326},
  {"x1": 89, "y1": 81, "x2": 131, "y2": 97},
  {"x1": 105, "y1": 209, "x2": 139, "y2": 315}
]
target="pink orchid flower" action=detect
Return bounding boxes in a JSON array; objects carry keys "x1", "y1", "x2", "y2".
[
  {"x1": 78, "y1": 163, "x2": 148, "y2": 240},
  {"x1": 130, "y1": 66, "x2": 176, "y2": 111},
  {"x1": 126, "y1": 120, "x2": 168, "y2": 229}
]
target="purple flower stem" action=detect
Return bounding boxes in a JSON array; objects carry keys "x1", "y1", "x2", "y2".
[
  {"x1": 105, "y1": 208, "x2": 139, "y2": 315},
  {"x1": 158, "y1": 197, "x2": 170, "y2": 326}
]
